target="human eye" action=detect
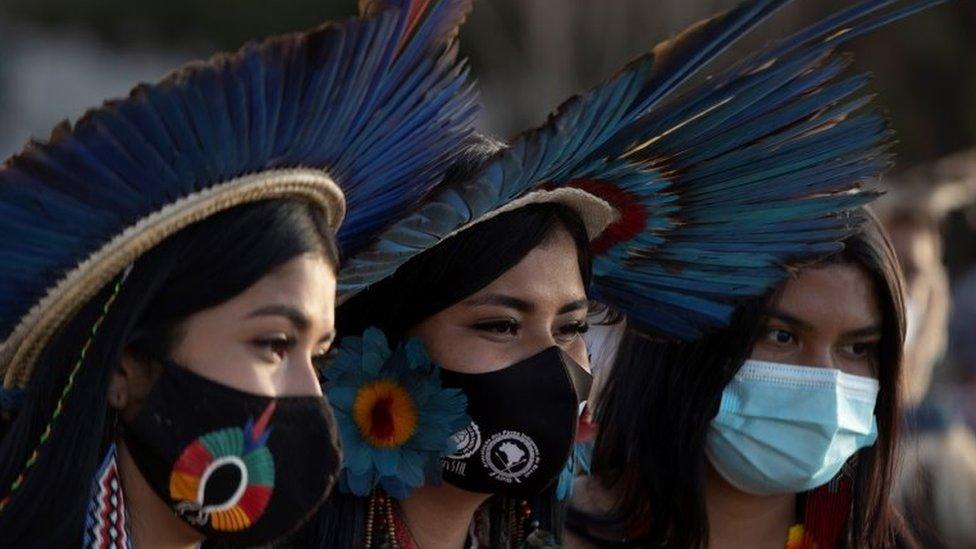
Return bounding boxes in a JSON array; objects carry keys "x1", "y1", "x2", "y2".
[
  {"x1": 840, "y1": 340, "x2": 878, "y2": 360},
  {"x1": 312, "y1": 346, "x2": 338, "y2": 378},
  {"x1": 555, "y1": 319, "x2": 589, "y2": 344},
  {"x1": 311, "y1": 343, "x2": 333, "y2": 360},
  {"x1": 471, "y1": 318, "x2": 521, "y2": 339},
  {"x1": 763, "y1": 328, "x2": 796, "y2": 346},
  {"x1": 252, "y1": 332, "x2": 296, "y2": 361}
]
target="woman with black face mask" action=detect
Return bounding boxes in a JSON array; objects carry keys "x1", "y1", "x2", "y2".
[
  {"x1": 289, "y1": 1, "x2": 916, "y2": 545},
  {"x1": 292, "y1": 137, "x2": 611, "y2": 549},
  {"x1": 6, "y1": 201, "x2": 347, "y2": 548},
  {"x1": 0, "y1": 0, "x2": 478, "y2": 545},
  {"x1": 344, "y1": 200, "x2": 603, "y2": 545}
]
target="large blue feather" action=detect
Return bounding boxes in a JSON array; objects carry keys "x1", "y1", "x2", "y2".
[
  {"x1": 340, "y1": 0, "x2": 947, "y2": 339},
  {"x1": 0, "y1": 0, "x2": 479, "y2": 343}
]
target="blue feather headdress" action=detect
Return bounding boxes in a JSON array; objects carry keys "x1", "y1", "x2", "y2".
[
  {"x1": 0, "y1": 0, "x2": 479, "y2": 388},
  {"x1": 340, "y1": 0, "x2": 947, "y2": 339}
]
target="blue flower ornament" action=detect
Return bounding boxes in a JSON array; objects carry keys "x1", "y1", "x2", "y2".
[{"x1": 325, "y1": 327, "x2": 470, "y2": 499}]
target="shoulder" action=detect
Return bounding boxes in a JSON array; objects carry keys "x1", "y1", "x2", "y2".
[
  {"x1": 569, "y1": 475, "x2": 616, "y2": 516},
  {"x1": 564, "y1": 476, "x2": 632, "y2": 549}
]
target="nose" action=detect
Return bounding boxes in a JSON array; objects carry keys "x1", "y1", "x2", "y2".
[
  {"x1": 524, "y1": 326, "x2": 590, "y2": 371},
  {"x1": 794, "y1": 344, "x2": 835, "y2": 370},
  {"x1": 509, "y1": 326, "x2": 565, "y2": 365},
  {"x1": 284, "y1": 353, "x2": 324, "y2": 397}
]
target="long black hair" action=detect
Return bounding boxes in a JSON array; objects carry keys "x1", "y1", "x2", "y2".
[
  {"x1": 590, "y1": 210, "x2": 907, "y2": 548},
  {"x1": 0, "y1": 199, "x2": 337, "y2": 545},
  {"x1": 291, "y1": 139, "x2": 595, "y2": 548}
]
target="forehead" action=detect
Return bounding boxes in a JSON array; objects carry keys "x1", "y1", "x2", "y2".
[
  {"x1": 472, "y1": 228, "x2": 586, "y2": 303},
  {"x1": 225, "y1": 254, "x2": 336, "y2": 322},
  {"x1": 771, "y1": 263, "x2": 880, "y2": 331}
]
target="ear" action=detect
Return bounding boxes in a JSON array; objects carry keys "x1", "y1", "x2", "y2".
[
  {"x1": 109, "y1": 350, "x2": 157, "y2": 420},
  {"x1": 107, "y1": 368, "x2": 128, "y2": 410}
]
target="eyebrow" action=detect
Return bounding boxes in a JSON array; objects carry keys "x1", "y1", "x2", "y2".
[
  {"x1": 462, "y1": 293, "x2": 534, "y2": 313},
  {"x1": 763, "y1": 308, "x2": 812, "y2": 330},
  {"x1": 245, "y1": 304, "x2": 335, "y2": 343},
  {"x1": 247, "y1": 304, "x2": 309, "y2": 329},
  {"x1": 765, "y1": 308, "x2": 882, "y2": 339},
  {"x1": 462, "y1": 294, "x2": 589, "y2": 315},
  {"x1": 558, "y1": 299, "x2": 589, "y2": 315},
  {"x1": 842, "y1": 325, "x2": 883, "y2": 339}
]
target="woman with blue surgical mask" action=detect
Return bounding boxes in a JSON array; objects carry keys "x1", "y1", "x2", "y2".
[
  {"x1": 568, "y1": 210, "x2": 912, "y2": 548},
  {"x1": 706, "y1": 252, "x2": 885, "y2": 498}
]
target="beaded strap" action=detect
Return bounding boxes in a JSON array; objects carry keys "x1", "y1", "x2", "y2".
[
  {"x1": 0, "y1": 267, "x2": 130, "y2": 512},
  {"x1": 365, "y1": 490, "x2": 417, "y2": 549},
  {"x1": 365, "y1": 491, "x2": 538, "y2": 549}
]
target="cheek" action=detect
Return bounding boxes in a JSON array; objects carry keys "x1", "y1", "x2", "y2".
[
  {"x1": 568, "y1": 338, "x2": 590, "y2": 372},
  {"x1": 838, "y1": 359, "x2": 876, "y2": 378},
  {"x1": 171, "y1": 321, "x2": 269, "y2": 392},
  {"x1": 417, "y1": 327, "x2": 503, "y2": 373},
  {"x1": 749, "y1": 339, "x2": 799, "y2": 364},
  {"x1": 410, "y1": 321, "x2": 517, "y2": 374}
]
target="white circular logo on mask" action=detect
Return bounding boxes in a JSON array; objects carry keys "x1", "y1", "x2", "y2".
[
  {"x1": 481, "y1": 430, "x2": 540, "y2": 483},
  {"x1": 446, "y1": 421, "x2": 482, "y2": 460}
]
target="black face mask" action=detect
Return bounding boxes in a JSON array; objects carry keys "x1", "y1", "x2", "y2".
[
  {"x1": 122, "y1": 363, "x2": 340, "y2": 545},
  {"x1": 438, "y1": 347, "x2": 592, "y2": 497}
]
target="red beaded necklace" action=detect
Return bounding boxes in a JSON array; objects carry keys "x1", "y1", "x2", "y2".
[{"x1": 364, "y1": 490, "x2": 536, "y2": 548}]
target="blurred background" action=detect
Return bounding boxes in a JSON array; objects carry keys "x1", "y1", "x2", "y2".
[
  {"x1": 0, "y1": 0, "x2": 973, "y2": 419},
  {"x1": 1, "y1": 0, "x2": 974, "y2": 543}
]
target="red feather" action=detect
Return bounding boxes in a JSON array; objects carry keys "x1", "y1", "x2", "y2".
[{"x1": 567, "y1": 179, "x2": 648, "y2": 255}]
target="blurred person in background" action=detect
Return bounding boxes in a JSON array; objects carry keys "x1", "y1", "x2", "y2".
[
  {"x1": 877, "y1": 149, "x2": 976, "y2": 549},
  {"x1": 949, "y1": 268, "x2": 976, "y2": 431}
]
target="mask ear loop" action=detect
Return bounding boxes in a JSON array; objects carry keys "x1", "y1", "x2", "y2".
[{"x1": 0, "y1": 265, "x2": 132, "y2": 513}]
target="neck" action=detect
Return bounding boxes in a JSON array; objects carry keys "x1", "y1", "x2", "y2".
[
  {"x1": 398, "y1": 482, "x2": 491, "y2": 549},
  {"x1": 705, "y1": 461, "x2": 796, "y2": 549},
  {"x1": 118, "y1": 440, "x2": 202, "y2": 549}
]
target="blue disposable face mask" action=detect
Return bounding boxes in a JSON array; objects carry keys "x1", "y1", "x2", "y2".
[{"x1": 705, "y1": 359, "x2": 879, "y2": 496}]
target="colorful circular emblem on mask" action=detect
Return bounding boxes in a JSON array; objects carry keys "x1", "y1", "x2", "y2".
[{"x1": 169, "y1": 402, "x2": 277, "y2": 531}]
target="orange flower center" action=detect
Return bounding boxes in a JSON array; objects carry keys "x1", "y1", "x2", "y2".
[{"x1": 352, "y1": 379, "x2": 418, "y2": 448}]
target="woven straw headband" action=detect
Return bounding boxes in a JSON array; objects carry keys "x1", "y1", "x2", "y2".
[
  {"x1": 444, "y1": 188, "x2": 618, "y2": 243},
  {"x1": 0, "y1": 168, "x2": 345, "y2": 389},
  {"x1": 337, "y1": 187, "x2": 618, "y2": 305}
]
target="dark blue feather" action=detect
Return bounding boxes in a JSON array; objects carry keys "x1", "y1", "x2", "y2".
[
  {"x1": 340, "y1": 0, "x2": 945, "y2": 339},
  {"x1": 0, "y1": 0, "x2": 478, "y2": 344}
]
